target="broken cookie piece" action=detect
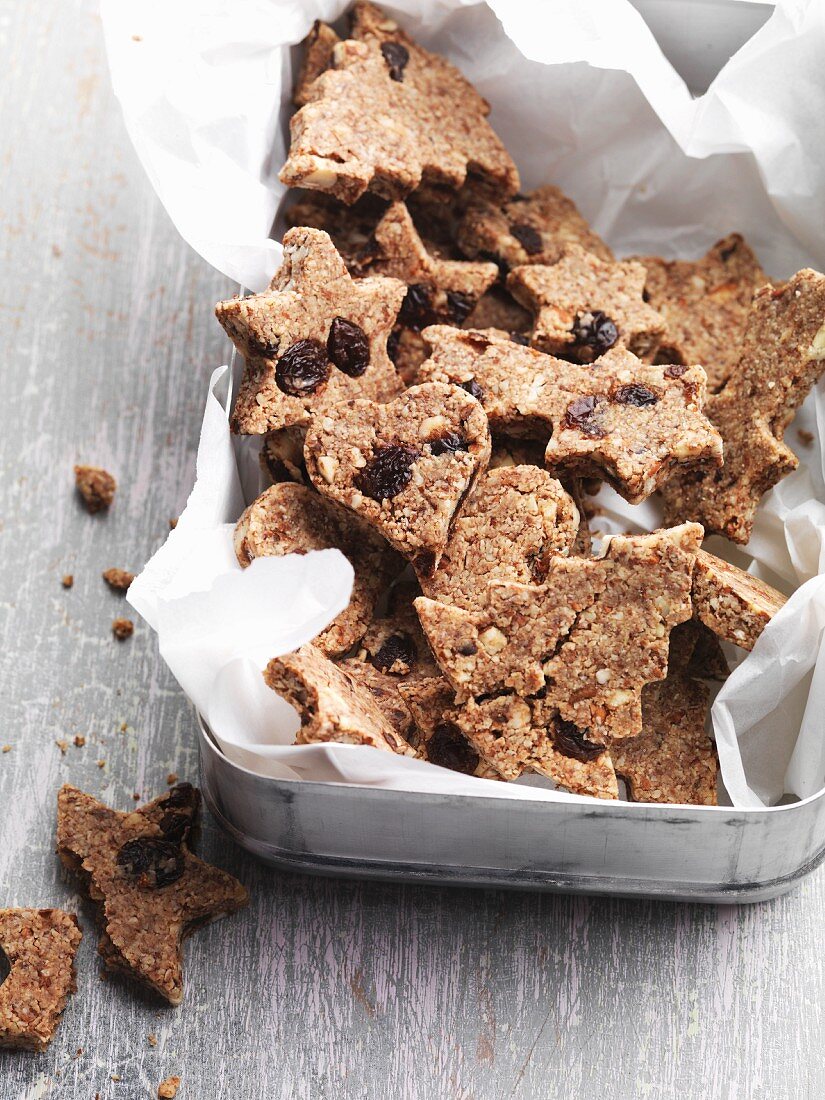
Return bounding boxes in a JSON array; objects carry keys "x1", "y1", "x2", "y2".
[
  {"x1": 57, "y1": 783, "x2": 248, "y2": 1006},
  {"x1": 631, "y1": 233, "x2": 768, "y2": 393},
  {"x1": 457, "y1": 185, "x2": 613, "y2": 271},
  {"x1": 74, "y1": 464, "x2": 116, "y2": 513},
  {"x1": 449, "y1": 694, "x2": 618, "y2": 798},
  {"x1": 611, "y1": 674, "x2": 717, "y2": 805},
  {"x1": 416, "y1": 523, "x2": 702, "y2": 741},
  {"x1": 304, "y1": 381, "x2": 491, "y2": 572},
  {"x1": 336, "y1": 657, "x2": 417, "y2": 742},
  {"x1": 0, "y1": 908, "x2": 82, "y2": 1051},
  {"x1": 417, "y1": 466, "x2": 580, "y2": 609},
  {"x1": 661, "y1": 269, "x2": 825, "y2": 543},
  {"x1": 419, "y1": 326, "x2": 722, "y2": 504},
  {"x1": 216, "y1": 228, "x2": 406, "y2": 435},
  {"x1": 264, "y1": 643, "x2": 415, "y2": 756},
  {"x1": 397, "y1": 675, "x2": 501, "y2": 779},
  {"x1": 280, "y1": 2, "x2": 519, "y2": 203},
  {"x1": 234, "y1": 483, "x2": 402, "y2": 656},
  {"x1": 355, "y1": 584, "x2": 440, "y2": 679},
  {"x1": 507, "y1": 246, "x2": 665, "y2": 362},
  {"x1": 691, "y1": 549, "x2": 787, "y2": 650}
]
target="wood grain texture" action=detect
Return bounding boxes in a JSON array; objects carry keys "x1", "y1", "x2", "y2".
[{"x1": 0, "y1": 2, "x2": 823, "y2": 1097}]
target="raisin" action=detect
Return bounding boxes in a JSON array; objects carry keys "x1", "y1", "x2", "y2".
[
  {"x1": 164, "y1": 783, "x2": 198, "y2": 811},
  {"x1": 386, "y1": 329, "x2": 400, "y2": 364},
  {"x1": 458, "y1": 642, "x2": 478, "y2": 656},
  {"x1": 159, "y1": 811, "x2": 192, "y2": 845},
  {"x1": 664, "y1": 363, "x2": 688, "y2": 379},
  {"x1": 247, "y1": 332, "x2": 281, "y2": 356},
  {"x1": 116, "y1": 837, "x2": 185, "y2": 888},
  {"x1": 398, "y1": 283, "x2": 435, "y2": 331},
  {"x1": 380, "y1": 41, "x2": 409, "y2": 81},
  {"x1": 355, "y1": 443, "x2": 420, "y2": 501},
  {"x1": 445, "y1": 290, "x2": 473, "y2": 324},
  {"x1": 561, "y1": 395, "x2": 606, "y2": 438},
  {"x1": 719, "y1": 240, "x2": 738, "y2": 262},
  {"x1": 429, "y1": 433, "x2": 468, "y2": 456},
  {"x1": 510, "y1": 222, "x2": 543, "y2": 255},
  {"x1": 553, "y1": 720, "x2": 604, "y2": 762},
  {"x1": 275, "y1": 340, "x2": 330, "y2": 396},
  {"x1": 510, "y1": 332, "x2": 530, "y2": 346},
  {"x1": 460, "y1": 378, "x2": 484, "y2": 402},
  {"x1": 327, "y1": 317, "x2": 370, "y2": 377},
  {"x1": 371, "y1": 632, "x2": 417, "y2": 674},
  {"x1": 478, "y1": 249, "x2": 509, "y2": 276},
  {"x1": 427, "y1": 722, "x2": 479, "y2": 774},
  {"x1": 570, "y1": 311, "x2": 618, "y2": 359},
  {"x1": 612, "y1": 383, "x2": 659, "y2": 407}
]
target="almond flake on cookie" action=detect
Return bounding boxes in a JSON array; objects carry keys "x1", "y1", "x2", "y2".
[
  {"x1": 417, "y1": 466, "x2": 580, "y2": 609},
  {"x1": 457, "y1": 185, "x2": 613, "y2": 272},
  {"x1": 661, "y1": 269, "x2": 825, "y2": 544},
  {"x1": 215, "y1": 228, "x2": 406, "y2": 435},
  {"x1": 234, "y1": 483, "x2": 402, "y2": 657},
  {"x1": 265, "y1": 643, "x2": 416, "y2": 756},
  {"x1": 416, "y1": 523, "x2": 703, "y2": 741},
  {"x1": 0, "y1": 908, "x2": 82, "y2": 1051},
  {"x1": 611, "y1": 673, "x2": 717, "y2": 805},
  {"x1": 418, "y1": 326, "x2": 722, "y2": 504},
  {"x1": 631, "y1": 233, "x2": 769, "y2": 393},
  {"x1": 304, "y1": 381, "x2": 491, "y2": 573},
  {"x1": 57, "y1": 784, "x2": 248, "y2": 1006},
  {"x1": 280, "y1": 2, "x2": 519, "y2": 204}
]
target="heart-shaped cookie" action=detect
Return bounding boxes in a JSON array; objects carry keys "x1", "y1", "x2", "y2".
[{"x1": 304, "y1": 381, "x2": 491, "y2": 573}]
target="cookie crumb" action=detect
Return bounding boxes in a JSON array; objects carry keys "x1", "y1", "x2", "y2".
[
  {"x1": 798, "y1": 428, "x2": 814, "y2": 446},
  {"x1": 61, "y1": 574, "x2": 74, "y2": 589},
  {"x1": 55, "y1": 739, "x2": 69, "y2": 755},
  {"x1": 132, "y1": 793, "x2": 141, "y2": 801},
  {"x1": 96, "y1": 760, "x2": 106, "y2": 769},
  {"x1": 74, "y1": 465, "x2": 116, "y2": 513},
  {"x1": 111, "y1": 1075, "x2": 122, "y2": 1083},
  {"x1": 147, "y1": 1033, "x2": 158, "y2": 1047},
  {"x1": 112, "y1": 618, "x2": 134, "y2": 641},
  {"x1": 2, "y1": 745, "x2": 11, "y2": 753},
  {"x1": 169, "y1": 517, "x2": 178, "y2": 530},
  {"x1": 73, "y1": 735, "x2": 86, "y2": 748},
  {"x1": 166, "y1": 773, "x2": 178, "y2": 786},
  {"x1": 102, "y1": 568, "x2": 135, "y2": 591},
  {"x1": 158, "y1": 1076, "x2": 181, "y2": 1099},
  {"x1": 120, "y1": 721, "x2": 128, "y2": 733}
]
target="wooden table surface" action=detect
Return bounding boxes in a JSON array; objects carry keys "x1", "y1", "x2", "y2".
[{"x1": 1, "y1": 3, "x2": 824, "y2": 1097}]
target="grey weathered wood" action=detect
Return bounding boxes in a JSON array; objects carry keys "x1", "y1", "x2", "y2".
[{"x1": 1, "y1": 2, "x2": 824, "y2": 1097}]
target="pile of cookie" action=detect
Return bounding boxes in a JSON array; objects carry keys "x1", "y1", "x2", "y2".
[{"x1": 216, "y1": 3, "x2": 824, "y2": 804}]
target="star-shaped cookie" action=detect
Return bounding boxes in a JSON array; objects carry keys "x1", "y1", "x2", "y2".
[
  {"x1": 216, "y1": 228, "x2": 406, "y2": 434},
  {"x1": 303, "y1": 381, "x2": 491, "y2": 573},
  {"x1": 418, "y1": 326, "x2": 722, "y2": 504},
  {"x1": 416, "y1": 523, "x2": 703, "y2": 740},
  {"x1": 661, "y1": 269, "x2": 825, "y2": 543},
  {"x1": 507, "y1": 245, "x2": 666, "y2": 362},
  {"x1": 57, "y1": 783, "x2": 248, "y2": 1005},
  {"x1": 0, "y1": 908, "x2": 82, "y2": 1050},
  {"x1": 280, "y1": 2, "x2": 519, "y2": 204}
]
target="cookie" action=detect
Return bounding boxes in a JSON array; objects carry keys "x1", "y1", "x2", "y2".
[
  {"x1": 0, "y1": 908, "x2": 82, "y2": 1051},
  {"x1": 357, "y1": 201, "x2": 499, "y2": 381},
  {"x1": 416, "y1": 523, "x2": 703, "y2": 741},
  {"x1": 691, "y1": 549, "x2": 787, "y2": 650},
  {"x1": 661, "y1": 270, "x2": 825, "y2": 543},
  {"x1": 507, "y1": 246, "x2": 666, "y2": 362},
  {"x1": 57, "y1": 784, "x2": 248, "y2": 1005},
  {"x1": 457, "y1": 185, "x2": 613, "y2": 271},
  {"x1": 417, "y1": 466, "x2": 580, "y2": 609},
  {"x1": 354, "y1": 583, "x2": 440, "y2": 679},
  {"x1": 260, "y1": 426, "x2": 310, "y2": 486},
  {"x1": 304, "y1": 381, "x2": 491, "y2": 572},
  {"x1": 216, "y1": 228, "x2": 406, "y2": 434},
  {"x1": 293, "y1": 20, "x2": 341, "y2": 106},
  {"x1": 336, "y1": 657, "x2": 417, "y2": 742},
  {"x1": 419, "y1": 326, "x2": 723, "y2": 504},
  {"x1": 234, "y1": 483, "x2": 402, "y2": 656},
  {"x1": 397, "y1": 675, "x2": 502, "y2": 779},
  {"x1": 631, "y1": 234, "x2": 768, "y2": 392},
  {"x1": 279, "y1": 2, "x2": 519, "y2": 204},
  {"x1": 264, "y1": 643, "x2": 415, "y2": 756},
  {"x1": 448, "y1": 694, "x2": 619, "y2": 798},
  {"x1": 611, "y1": 674, "x2": 717, "y2": 805}
]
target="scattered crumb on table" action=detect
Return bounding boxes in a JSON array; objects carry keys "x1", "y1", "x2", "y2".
[
  {"x1": 166, "y1": 773, "x2": 178, "y2": 786},
  {"x1": 147, "y1": 1033, "x2": 158, "y2": 1047},
  {"x1": 55, "y1": 739, "x2": 69, "y2": 754},
  {"x1": 112, "y1": 618, "x2": 134, "y2": 640},
  {"x1": 2, "y1": 745, "x2": 11, "y2": 753},
  {"x1": 169, "y1": 517, "x2": 178, "y2": 529},
  {"x1": 158, "y1": 1075, "x2": 182, "y2": 1098},
  {"x1": 61, "y1": 574, "x2": 74, "y2": 589},
  {"x1": 74, "y1": 464, "x2": 116, "y2": 513},
  {"x1": 73, "y1": 735, "x2": 86, "y2": 748},
  {"x1": 102, "y1": 567, "x2": 135, "y2": 591},
  {"x1": 798, "y1": 428, "x2": 814, "y2": 446}
]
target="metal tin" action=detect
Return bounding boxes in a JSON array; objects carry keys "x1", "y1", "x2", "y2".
[{"x1": 198, "y1": 717, "x2": 825, "y2": 902}]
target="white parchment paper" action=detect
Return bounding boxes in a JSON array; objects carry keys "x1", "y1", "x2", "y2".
[{"x1": 113, "y1": 0, "x2": 825, "y2": 807}]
